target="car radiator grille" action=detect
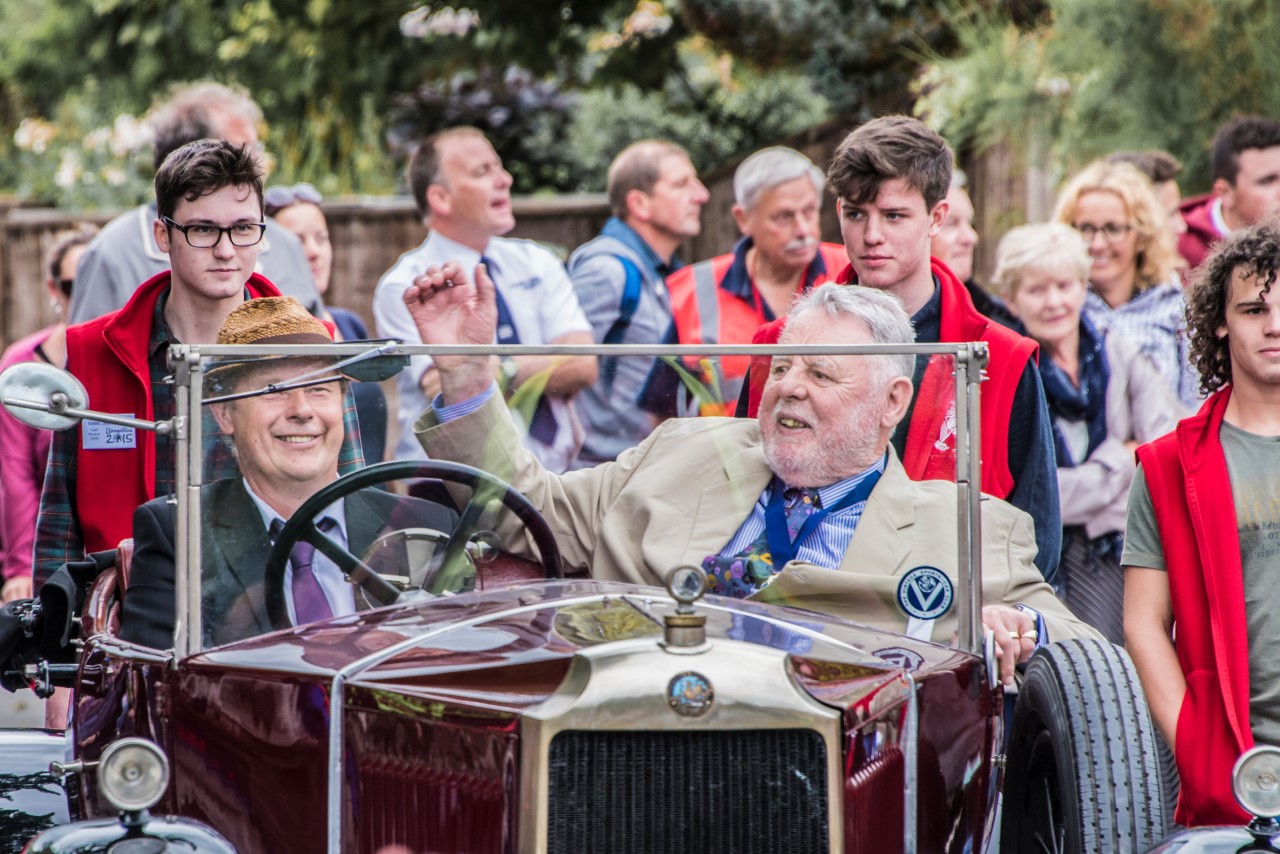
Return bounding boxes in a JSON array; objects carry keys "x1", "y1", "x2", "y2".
[{"x1": 546, "y1": 729, "x2": 828, "y2": 854}]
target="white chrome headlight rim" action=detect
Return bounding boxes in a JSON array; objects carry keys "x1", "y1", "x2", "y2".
[
  {"x1": 98, "y1": 737, "x2": 170, "y2": 813},
  {"x1": 1233, "y1": 745, "x2": 1280, "y2": 820}
]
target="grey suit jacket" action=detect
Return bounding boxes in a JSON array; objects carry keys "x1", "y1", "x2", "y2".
[
  {"x1": 418, "y1": 395, "x2": 1099, "y2": 644},
  {"x1": 120, "y1": 477, "x2": 456, "y2": 649}
]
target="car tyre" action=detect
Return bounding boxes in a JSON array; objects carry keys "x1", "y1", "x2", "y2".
[{"x1": 1000, "y1": 638, "x2": 1167, "y2": 853}]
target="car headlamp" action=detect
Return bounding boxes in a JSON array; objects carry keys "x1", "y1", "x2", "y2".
[
  {"x1": 98, "y1": 737, "x2": 170, "y2": 813},
  {"x1": 1233, "y1": 745, "x2": 1280, "y2": 819}
]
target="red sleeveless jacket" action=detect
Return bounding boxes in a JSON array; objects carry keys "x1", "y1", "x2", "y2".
[
  {"x1": 744, "y1": 257, "x2": 1034, "y2": 498},
  {"x1": 65, "y1": 271, "x2": 280, "y2": 555},
  {"x1": 1135, "y1": 387, "x2": 1251, "y2": 827}
]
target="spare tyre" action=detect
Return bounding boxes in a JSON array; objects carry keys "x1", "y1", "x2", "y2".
[{"x1": 1001, "y1": 638, "x2": 1168, "y2": 852}]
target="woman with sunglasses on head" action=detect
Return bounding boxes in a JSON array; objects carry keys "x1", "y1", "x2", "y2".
[
  {"x1": 0, "y1": 224, "x2": 97, "y2": 602},
  {"x1": 1053, "y1": 160, "x2": 1198, "y2": 408},
  {"x1": 265, "y1": 183, "x2": 388, "y2": 462}
]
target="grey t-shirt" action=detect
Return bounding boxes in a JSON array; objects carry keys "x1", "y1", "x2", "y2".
[{"x1": 1124, "y1": 422, "x2": 1280, "y2": 746}]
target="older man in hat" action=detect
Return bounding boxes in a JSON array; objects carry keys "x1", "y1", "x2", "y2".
[{"x1": 120, "y1": 298, "x2": 456, "y2": 649}]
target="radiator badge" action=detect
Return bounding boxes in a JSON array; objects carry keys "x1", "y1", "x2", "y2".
[{"x1": 667, "y1": 671, "x2": 714, "y2": 717}]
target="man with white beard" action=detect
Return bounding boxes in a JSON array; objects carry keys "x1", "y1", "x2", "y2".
[{"x1": 405, "y1": 268, "x2": 1099, "y2": 685}]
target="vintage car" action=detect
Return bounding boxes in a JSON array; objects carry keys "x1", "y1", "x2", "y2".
[{"x1": 0, "y1": 340, "x2": 1168, "y2": 853}]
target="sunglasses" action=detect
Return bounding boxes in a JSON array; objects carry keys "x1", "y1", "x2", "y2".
[
  {"x1": 57, "y1": 278, "x2": 74, "y2": 298},
  {"x1": 264, "y1": 183, "x2": 323, "y2": 213}
]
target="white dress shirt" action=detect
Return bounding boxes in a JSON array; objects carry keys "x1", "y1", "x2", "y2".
[{"x1": 372, "y1": 231, "x2": 592, "y2": 472}]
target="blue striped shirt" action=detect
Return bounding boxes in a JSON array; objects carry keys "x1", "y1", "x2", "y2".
[{"x1": 718, "y1": 454, "x2": 887, "y2": 569}]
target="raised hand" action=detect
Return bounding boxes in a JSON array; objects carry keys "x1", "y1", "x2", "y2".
[{"x1": 403, "y1": 260, "x2": 499, "y2": 402}]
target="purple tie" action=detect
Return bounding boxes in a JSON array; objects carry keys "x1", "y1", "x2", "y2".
[
  {"x1": 271, "y1": 517, "x2": 338, "y2": 624},
  {"x1": 783, "y1": 487, "x2": 822, "y2": 541}
]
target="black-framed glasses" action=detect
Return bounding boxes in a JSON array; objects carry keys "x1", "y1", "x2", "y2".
[
  {"x1": 57, "y1": 278, "x2": 74, "y2": 298},
  {"x1": 161, "y1": 216, "x2": 266, "y2": 248},
  {"x1": 264, "y1": 183, "x2": 322, "y2": 214},
  {"x1": 1073, "y1": 222, "x2": 1134, "y2": 242}
]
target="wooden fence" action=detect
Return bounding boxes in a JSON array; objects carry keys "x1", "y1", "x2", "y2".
[
  {"x1": 0, "y1": 195, "x2": 612, "y2": 350},
  {"x1": 0, "y1": 124, "x2": 1041, "y2": 350}
]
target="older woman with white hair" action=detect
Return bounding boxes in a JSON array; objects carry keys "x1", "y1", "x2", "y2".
[{"x1": 994, "y1": 222, "x2": 1186, "y2": 642}]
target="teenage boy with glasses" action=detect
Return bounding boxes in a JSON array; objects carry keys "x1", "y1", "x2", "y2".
[
  {"x1": 68, "y1": 81, "x2": 320, "y2": 324},
  {"x1": 32, "y1": 139, "x2": 365, "y2": 588}
]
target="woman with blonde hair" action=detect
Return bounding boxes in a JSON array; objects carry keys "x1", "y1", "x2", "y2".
[
  {"x1": 1053, "y1": 159, "x2": 1198, "y2": 407},
  {"x1": 994, "y1": 222, "x2": 1185, "y2": 642}
]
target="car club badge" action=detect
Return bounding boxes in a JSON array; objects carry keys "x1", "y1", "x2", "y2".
[
  {"x1": 896, "y1": 566, "x2": 954, "y2": 621},
  {"x1": 667, "y1": 671, "x2": 715, "y2": 717}
]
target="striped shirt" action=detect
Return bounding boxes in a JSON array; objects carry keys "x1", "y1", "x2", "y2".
[{"x1": 718, "y1": 454, "x2": 887, "y2": 568}]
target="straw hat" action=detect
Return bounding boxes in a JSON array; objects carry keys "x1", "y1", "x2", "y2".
[
  {"x1": 209, "y1": 297, "x2": 336, "y2": 393},
  {"x1": 217, "y1": 296, "x2": 334, "y2": 345}
]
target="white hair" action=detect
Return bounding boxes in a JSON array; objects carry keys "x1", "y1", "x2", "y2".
[
  {"x1": 785, "y1": 282, "x2": 916, "y2": 381},
  {"x1": 733, "y1": 146, "x2": 824, "y2": 212},
  {"x1": 992, "y1": 222, "x2": 1092, "y2": 298}
]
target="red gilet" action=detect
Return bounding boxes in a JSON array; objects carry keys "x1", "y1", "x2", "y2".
[
  {"x1": 668, "y1": 243, "x2": 849, "y2": 383},
  {"x1": 1135, "y1": 387, "x2": 1251, "y2": 827},
  {"x1": 65, "y1": 271, "x2": 281, "y2": 555},
  {"x1": 744, "y1": 257, "x2": 1035, "y2": 498}
]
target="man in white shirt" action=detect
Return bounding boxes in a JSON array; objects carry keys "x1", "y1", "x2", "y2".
[{"x1": 373, "y1": 127, "x2": 596, "y2": 472}]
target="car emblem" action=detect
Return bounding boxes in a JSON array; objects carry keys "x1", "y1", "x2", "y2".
[
  {"x1": 667, "y1": 671, "x2": 714, "y2": 717},
  {"x1": 896, "y1": 566, "x2": 953, "y2": 621}
]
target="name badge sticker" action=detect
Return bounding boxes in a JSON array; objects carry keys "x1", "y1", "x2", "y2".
[
  {"x1": 896, "y1": 566, "x2": 953, "y2": 621},
  {"x1": 83, "y1": 416, "x2": 137, "y2": 450}
]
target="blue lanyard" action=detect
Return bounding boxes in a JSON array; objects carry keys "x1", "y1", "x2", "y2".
[{"x1": 763, "y1": 469, "x2": 881, "y2": 568}]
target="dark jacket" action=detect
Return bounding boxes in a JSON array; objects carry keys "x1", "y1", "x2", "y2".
[{"x1": 120, "y1": 477, "x2": 456, "y2": 649}]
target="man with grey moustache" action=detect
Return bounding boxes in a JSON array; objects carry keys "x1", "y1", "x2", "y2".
[{"x1": 642, "y1": 146, "x2": 848, "y2": 417}]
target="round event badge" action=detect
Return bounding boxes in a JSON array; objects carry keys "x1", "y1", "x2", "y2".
[{"x1": 896, "y1": 566, "x2": 954, "y2": 622}]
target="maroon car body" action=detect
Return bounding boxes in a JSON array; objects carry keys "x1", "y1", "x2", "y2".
[{"x1": 65, "y1": 579, "x2": 997, "y2": 853}]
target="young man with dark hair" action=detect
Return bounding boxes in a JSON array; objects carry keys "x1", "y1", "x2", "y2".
[
  {"x1": 741, "y1": 115, "x2": 1061, "y2": 584},
  {"x1": 1125, "y1": 221, "x2": 1280, "y2": 827},
  {"x1": 566, "y1": 140, "x2": 709, "y2": 466},
  {"x1": 1179, "y1": 116, "x2": 1280, "y2": 271},
  {"x1": 373, "y1": 126, "x2": 596, "y2": 473},
  {"x1": 33, "y1": 139, "x2": 363, "y2": 586},
  {"x1": 69, "y1": 81, "x2": 318, "y2": 324}
]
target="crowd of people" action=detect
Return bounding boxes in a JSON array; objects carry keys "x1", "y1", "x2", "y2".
[{"x1": 3, "y1": 79, "x2": 1280, "y2": 827}]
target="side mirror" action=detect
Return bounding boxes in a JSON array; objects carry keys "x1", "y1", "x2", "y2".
[
  {"x1": 0, "y1": 362, "x2": 170, "y2": 435},
  {"x1": 0, "y1": 362, "x2": 90, "y2": 431}
]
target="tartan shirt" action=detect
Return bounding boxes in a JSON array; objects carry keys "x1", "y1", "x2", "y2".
[{"x1": 33, "y1": 290, "x2": 365, "y2": 587}]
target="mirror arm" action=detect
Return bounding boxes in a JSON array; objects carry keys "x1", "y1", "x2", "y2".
[{"x1": 6, "y1": 394, "x2": 174, "y2": 435}]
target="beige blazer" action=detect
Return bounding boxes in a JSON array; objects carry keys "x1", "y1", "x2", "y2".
[{"x1": 418, "y1": 396, "x2": 1099, "y2": 644}]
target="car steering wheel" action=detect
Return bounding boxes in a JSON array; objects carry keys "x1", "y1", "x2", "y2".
[{"x1": 264, "y1": 460, "x2": 563, "y2": 630}]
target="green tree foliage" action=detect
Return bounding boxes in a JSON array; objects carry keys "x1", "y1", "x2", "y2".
[
  {"x1": 917, "y1": 0, "x2": 1280, "y2": 192},
  {"x1": 0, "y1": 0, "x2": 968, "y2": 205},
  {"x1": 567, "y1": 59, "x2": 829, "y2": 189}
]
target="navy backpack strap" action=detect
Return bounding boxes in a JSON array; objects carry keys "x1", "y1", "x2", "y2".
[{"x1": 601, "y1": 255, "x2": 643, "y2": 394}]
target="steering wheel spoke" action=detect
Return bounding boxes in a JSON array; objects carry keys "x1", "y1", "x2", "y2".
[{"x1": 263, "y1": 461, "x2": 562, "y2": 631}]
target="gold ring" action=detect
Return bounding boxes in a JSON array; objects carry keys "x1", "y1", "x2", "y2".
[
  {"x1": 1023, "y1": 629, "x2": 1039, "y2": 642},
  {"x1": 1007, "y1": 630, "x2": 1020, "y2": 640}
]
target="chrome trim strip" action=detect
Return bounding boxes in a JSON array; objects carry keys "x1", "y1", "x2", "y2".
[
  {"x1": 322, "y1": 593, "x2": 622, "y2": 854},
  {"x1": 193, "y1": 341, "x2": 982, "y2": 358},
  {"x1": 903, "y1": 672, "x2": 919, "y2": 854}
]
